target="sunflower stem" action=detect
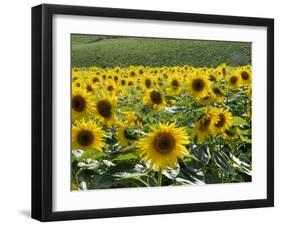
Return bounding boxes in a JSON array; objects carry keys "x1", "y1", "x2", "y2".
[{"x1": 157, "y1": 172, "x2": 163, "y2": 186}]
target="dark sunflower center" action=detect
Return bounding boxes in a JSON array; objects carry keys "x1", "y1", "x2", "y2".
[
  {"x1": 213, "y1": 87, "x2": 222, "y2": 95},
  {"x1": 241, "y1": 71, "x2": 249, "y2": 80},
  {"x1": 145, "y1": 79, "x2": 151, "y2": 88},
  {"x1": 230, "y1": 76, "x2": 238, "y2": 85},
  {"x1": 192, "y1": 79, "x2": 205, "y2": 91},
  {"x1": 222, "y1": 68, "x2": 226, "y2": 76},
  {"x1": 225, "y1": 129, "x2": 235, "y2": 137},
  {"x1": 114, "y1": 76, "x2": 119, "y2": 82},
  {"x1": 172, "y1": 79, "x2": 179, "y2": 88},
  {"x1": 72, "y1": 95, "x2": 86, "y2": 112},
  {"x1": 198, "y1": 118, "x2": 211, "y2": 131},
  {"x1": 209, "y1": 75, "x2": 217, "y2": 82},
  {"x1": 124, "y1": 129, "x2": 138, "y2": 140},
  {"x1": 77, "y1": 130, "x2": 94, "y2": 146},
  {"x1": 107, "y1": 85, "x2": 114, "y2": 91},
  {"x1": 202, "y1": 96, "x2": 210, "y2": 100},
  {"x1": 215, "y1": 113, "x2": 226, "y2": 128},
  {"x1": 153, "y1": 132, "x2": 175, "y2": 154},
  {"x1": 150, "y1": 91, "x2": 163, "y2": 104},
  {"x1": 93, "y1": 77, "x2": 99, "y2": 83},
  {"x1": 130, "y1": 71, "x2": 136, "y2": 76},
  {"x1": 121, "y1": 80, "x2": 126, "y2": 86},
  {"x1": 128, "y1": 81, "x2": 133, "y2": 86},
  {"x1": 86, "y1": 85, "x2": 93, "y2": 92},
  {"x1": 97, "y1": 100, "x2": 112, "y2": 118}
]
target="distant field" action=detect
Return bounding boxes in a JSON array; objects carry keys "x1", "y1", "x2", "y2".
[{"x1": 71, "y1": 34, "x2": 251, "y2": 68}]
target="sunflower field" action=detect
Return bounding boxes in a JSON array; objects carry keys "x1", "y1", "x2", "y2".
[{"x1": 71, "y1": 62, "x2": 252, "y2": 190}]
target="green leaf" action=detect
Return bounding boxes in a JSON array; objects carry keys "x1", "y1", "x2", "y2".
[
  {"x1": 212, "y1": 151, "x2": 233, "y2": 175},
  {"x1": 232, "y1": 116, "x2": 248, "y2": 126},
  {"x1": 113, "y1": 153, "x2": 138, "y2": 161},
  {"x1": 239, "y1": 129, "x2": 251, "y2": 135},
  {"x1": 80, "y1": 150, "x2": 105, "y2": 160},
  {"x1": 239, "y1": 135, "x2": 252, "y2": 144}
]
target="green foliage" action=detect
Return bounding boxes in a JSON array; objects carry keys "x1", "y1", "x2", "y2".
[{"x1": 72, "y1": 35, "x2": 251, "y2": 68}]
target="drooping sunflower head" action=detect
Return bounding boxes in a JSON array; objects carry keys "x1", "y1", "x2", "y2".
[
  {"x1": 72, "y1": 87, "x2": 94, "y2": 120},
  {"x1": 209, "y1": 108, "x2": 232, "y2": 134},
  {"x1": 212, "y1": 86, "x2": 225, "y2": 103},
  {"x1": 143, "y1": 90, "x2": 167, "y2": 111},
  {"x1": 187, "y1": 72, "x2": 211, "y2": 99},
  {"x1": 121, "y1": 111, "x2": 143, "y2": 127},
  {"x1": 192, "y1": 112, "x2": 218, "y2": 143},
  {"x1": 93, "y1": 91, "x2": 117, "y2": 126},
  {"x1": 116, "y1": 125, "x2": 139, "y2": 146},
  {"x1": 196, "y1": 94, "x2": 215, "y2": 105},
  {"x1": 137, "y1": 123, "x2": 189, "y2": 171},
  {"x1": 72, "y1": 119, "x2": 106, "y2": 151},
  {"x1": 223, "y1": 127, "x2": 240, "y2": 141}
]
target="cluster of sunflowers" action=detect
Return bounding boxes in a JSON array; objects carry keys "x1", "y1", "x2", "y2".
[{"x1": 71, "y1": 64, "x2": 252, "y2": 190}]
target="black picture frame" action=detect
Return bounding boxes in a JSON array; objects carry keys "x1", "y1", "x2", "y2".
[{"x1": 32, "y1": 3, "x2": 274, "y2": 222}]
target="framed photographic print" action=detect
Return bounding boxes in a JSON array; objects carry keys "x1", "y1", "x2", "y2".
[{"x1": 31, "y1": 4, "x2": 274, "y2": 221}]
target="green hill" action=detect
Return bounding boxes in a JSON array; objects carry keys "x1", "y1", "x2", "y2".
[{"x1": 71, "y1": 34, "x2": 251, "y2": 68}]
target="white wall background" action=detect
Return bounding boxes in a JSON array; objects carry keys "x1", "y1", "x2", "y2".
[{"x1": 0, "y1": 0, "x2": 279, "y2": 225}]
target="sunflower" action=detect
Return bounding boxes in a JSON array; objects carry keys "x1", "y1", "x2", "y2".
[
  {"x1": 137, "y1": 123, "x2": 189, "y2": 171},
  {"x1": 121, "y1": 111, "x2": 143, "y2": 127},
  {"x1": 143, "y1": 90, "x2": 167, "y2": 111},
  {"x1": 72, "y1": 87, "x2": 94, "y2": 120},
  {"x1": 217, "y1": 63, "x2": 228, "y2": 77},
  {"x1": 126, "y1": 78, "x2": 135, "y2": 87},
  {"x1": 72, "y1": 71, "x2": 82, "y2": 83},
  {"x1": 196, "y1": 94, "x2": 215, "y2": 105},
  {"x1": 119, "y1": 77, "x2": 127, "y2": 87},
  {"x1": 91, "y1": 75, "x2": 101, "y2": 85},
  {"x1": 128, "y1": 68, "x2": 138, "y2": 77},
  {"x1": 72, "y1": 119, "x2": 105, "y2": 151},
  {"x1": 103, "y1": 81, "x2": 118, "y2": 93},
  {"x1": 72, "y1": 78, "x2": 84, "y2": 88},
  {"x1": 81, "y1": 79, "x2": 96, "y2": 93},
  {"x1": 192, "y1": 113, "x2": 218, "y2": 143},
  {"x1": 93, "y1": 91, "x2": 117, "y2": 126},
  {"x1": 209, "y1": 108, "x2": 232, "y2": 134},
  {"x1": 141, "y1": 74, "x2": 154, "y2": 90},
  {"x1": 212, "y1": 86, "x2": 224, "y2": 103},
  {"x1": 237, "y1": 68, "x2": 252, "y2": 86},
  {"x1": 167, "y1": 74, "x2": 183, "y2": 95},
  {"x1": 114, "y1": 66, "x2": 121, "y2": 75},
  {"x1": 246, "y1": 86, "x2": 252, "y2": 98},
  {"x1": 187, "y1": 72, "x2": 211, "y2": 99},
  {"x1": 116, "y1": 125, "x2": 139, "y2": 146},
  {"x1": 227, "y1": 74, "x2": 241, "y2": 88},
  {"x1": 223, "y1": 127, "x2": 240, "y2": 141}
]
